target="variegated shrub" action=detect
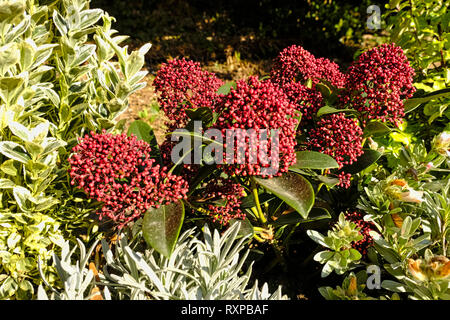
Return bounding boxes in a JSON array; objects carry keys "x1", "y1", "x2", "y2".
[{"x1": 0, "y1": 0, "x2": 150, "y2": 299}]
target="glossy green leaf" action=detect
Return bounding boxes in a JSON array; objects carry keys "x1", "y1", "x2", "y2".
[
  {"x1": 290, "y1": 151, "x2": 339, "y2": 170},
  {"x1": 216, "y1": 81, "x2": 236, "y2": 95},
  {"x1": 363, "y1": 121, "x2": 392, "y2": 137},
  {"x1": 253, "y1": 172, "x2": 315, "y2": 218},
  {"x1": 185, "y1": 107, "x2": 213, "y2": 125},
  {"x1": 273, "y1": 207, "x2": 331, "y2": 226},
  {"x1": 142, "y1": 201, "x2": 185, "y2": 258},
  {"x1": 127, "y1": 120, "x2": 161, "y2": 163},
  {"x1": 316, "y1": 105, "x2": 358, "y2": 117},
  {"x1": 404, "y1": 87, "x2": 450, "y2": 113},
  {"x1": 340, "y1": 149, "x2": 382, "y2": 174}
]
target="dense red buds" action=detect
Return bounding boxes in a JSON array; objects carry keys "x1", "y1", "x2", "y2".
[
  {"x1": 270, "y1": 44, "x2": 345, "y2": 87},
  {"x1": 203, "y1": 178, "x2": 246, "y2": 225},
  {"x1": 213, "y1": 76, "x2": 299, "y2": 177},
  {"x1": 308, "y1": 113, "x2": 364, "y2": 168},
  {"x1": 153, "y1": 58, "x2": 223, "y2": 130},
  {"x1": 342, "y1": 43, "x2": 415, "y2": 124},
  {"x1": 68, "y1": 130, "x2": 188, "y2": 228}
]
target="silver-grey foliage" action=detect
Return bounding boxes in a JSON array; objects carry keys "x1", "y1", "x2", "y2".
[{"x1": 38, "y1": 223, "x2": 288, "y2": 300}]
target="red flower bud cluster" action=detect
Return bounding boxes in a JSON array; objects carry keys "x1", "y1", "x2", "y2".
[
  {"x1": 68, "y1": 131, "x2": 188, "y2": 228},
  {"x1": 202, "y1": 178, "x2": 246, "y2": 225},
  {"x1": 214, "y1": 76, "x2": 299, "y2": 177},
  {"x1": 270, "y1": 44, "x2": 345, "y2": 87},
  {"x1": 337, "y1": 172, "x2": 352, "y2": 189},
  {"x1": 282, "y1": 82, "x2": 324, "y2": 122},
  {"x1": 307, "y1": 113, "x2": 364, "y2": 169},
  {"x1": 153, "y1": 58, "x2": 223, "y2": 130},
  {"x1": 341, "y1": 43, "x2": 415, "y2": 124},
  {"x1": 344, "y1": 210, "x2": 375, "y2": 258}
]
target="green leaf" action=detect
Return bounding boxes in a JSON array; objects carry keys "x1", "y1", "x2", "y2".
[
  {"x1": 8, "y1": 121, "x2": 31, "y2": 142},
  {"x1": 363, "y1": 121, "x2": 392, "y2": 137},
  {"x1": 381, "y1": 280, "x2": 407, "y2": 293},
  {"x1": 127, "y1": 120, "x2": 161, "y2": 163},
  {"x1": 142, "y1": 201, "x2": 185, "y2": 258},
  {"x1": 400, "y1": 216, "x2": 412, "y2": 237},
  {"x1": 185, "y1": 107, "x2": 213, "y2": 125},
  {"x1": 0, "y1": 178, "x2": 15, "y2": 189},
  {"x1": 53, "y1": 10, "x2": 69, "y2": 35},
  {"x1": 0, "y1": 277, "x2": 18, "y2": 298},
  {"x1": 240, "y1": 193, "x2": 275, "y2": 209},
  {"x1": 404, "y1": 87, "x2": 450, "y2": 113},
  {"x1": 12, "y1": 186, "x2": 32, "y2": 212},
  {"x1": 0, "y1": 43, "x2": 20, "y2": 74},
  {"x1": 349, "y1": 248, "x2": 362, "y2": 261},
  {"x1": 307, "y1": 229, "x2": 328, "y2": 248},
  {"x1": 0, "y1": 76, "x2": 24, "y2": 104},
  {"x1": 24, "y1": 141, "x2": 44, "y2": 158},
  {"x1": 59, "y1": 104, "x2": 71, "y2": 124},
  {"x1": 0, "y1": 159, "x2": 18, "y2": 176},
  {"x1": 316, "y1": 106, "x2": 358, "y2": 117},
  {"x1": 216, "y1": 81, "x2": 236, "y2": 95},
  {"x1": 317, "y1": 175, "x2": 339, "y2": 188},
  {"x1": 229, "y1": 218, "x2": 254, "y2": 239},
  {"x1": 315, "y1": 83, "x2": 332, "y2": 98},
  {"x1": 126, "y1": 50, "x2": 145, "y2": 79},
  {"x1": 290, "y1": 151, "x2": 339, "y2": 170},
  {"x1": 18, "y1": 39, "x2": 34, "y2": 71},
  {"x1": 79, "y1": 9, "x2": 104, "y2": 29},
  {"x1": 314, "y1": 251, "x2": 334, "y2": 264},
  {"x1": 253, "y1": 172, "x2": 315, "y2": 218},
  {"x1": 0, "y1": 141, "x2": 31, "y2": 164},
  {"x1": 273, "y1": 207, "x2": 331, "y2": 226},
  {"x1": 42, "y1": 138, "x2": 67, "y2": 155},
  {"x1": 340, "y1": 149, "x2": 382, "y2": 174}
]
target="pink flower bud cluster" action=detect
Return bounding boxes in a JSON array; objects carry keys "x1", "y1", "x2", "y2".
[
  {"x1": 202, "y1": 178, "x2": 246, "y2": 225},
  {"x1": 68, "y1": 131, "x2": 188, "y2": 228},
  {"x1": 344, "y1": 210, "x2": 375, "y2": 258},
  {"x1": 337, "y1": 172, "x2": 352, "y2": 189},
  {"x1": 153, "y1": 58, "x2": 223, "y2": 130},
  {"x1": 282, "y1": 82, "x2": 324, "y2": 122},
  {"x1": 342, "y1": 43, "x2": 415, "y2": 124},
  {"x1": 214, "y1": 76, "x2": 299, "y2": 177},
  {"x1": 307, "y1": 113, "x2": 364, "y2": 169},
  {"x1": 270, "y1": 44, "x2": 345, "y2": 87}
]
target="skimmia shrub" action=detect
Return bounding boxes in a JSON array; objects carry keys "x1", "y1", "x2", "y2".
[{"x1": 141, "y1": 41, "x2": 420, "y2": 276}]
